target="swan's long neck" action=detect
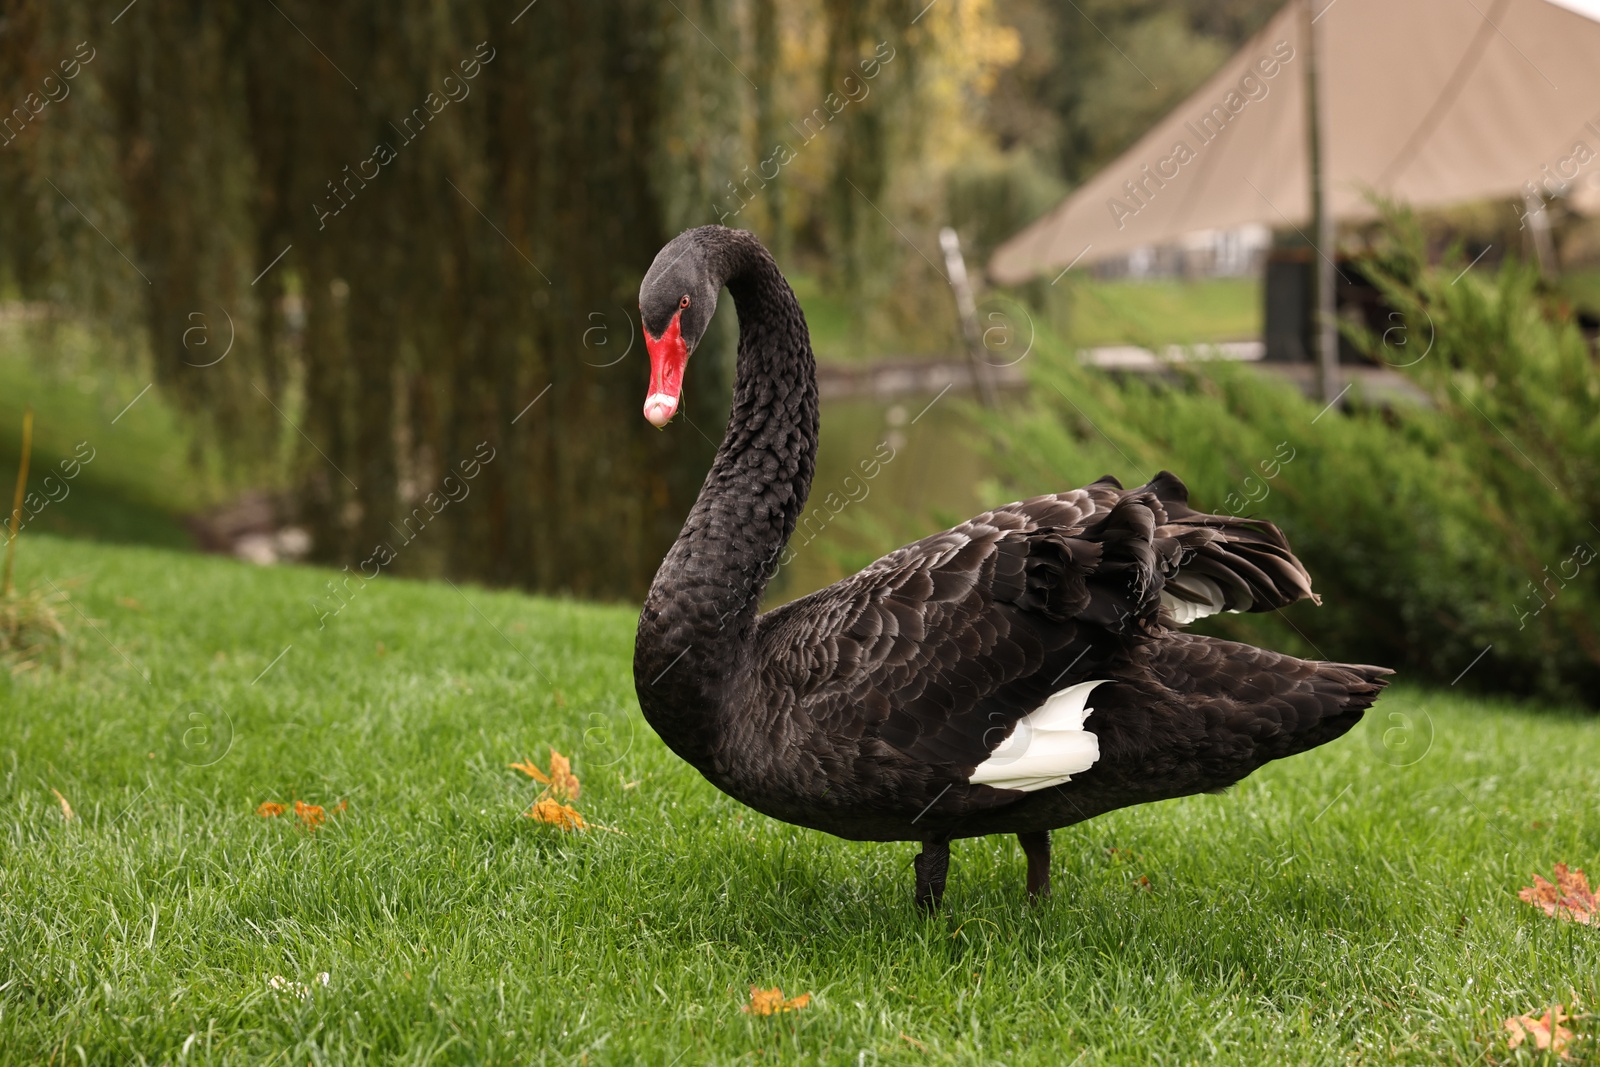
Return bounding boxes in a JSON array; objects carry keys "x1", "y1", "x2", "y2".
[{"x1": 635, "y1": 232, "x2": 819, "y2": 758}]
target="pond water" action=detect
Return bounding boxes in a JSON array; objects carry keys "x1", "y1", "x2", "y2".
[{"x1": 765, "y1": 393, "x2": 998, "y2": 605}]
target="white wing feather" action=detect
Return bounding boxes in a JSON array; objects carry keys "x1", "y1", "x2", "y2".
[
  {"x1": 968, "y1": 679, "x2": 1109, "y2": 792},
  {"x1": 1160, "y1": 573, "x2": 1246, "y2": 625}
]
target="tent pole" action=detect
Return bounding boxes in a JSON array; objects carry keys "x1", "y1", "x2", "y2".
[
  {"x1": 1304, "y1": 0, "x2": 1341, "y2": 404},
  {"x1": 1522, "y1": 190, "x2": 1559, "y2": 278}
]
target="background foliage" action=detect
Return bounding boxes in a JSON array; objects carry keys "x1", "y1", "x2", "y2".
[
  {"x1": 4, "y1": 2, "x2": 1591, "y2": 707},
  {"x1": 985, "y1": 215, "x2": 1599, "y2": 705},
  {"x1": 0, "y1": 0, "x2": 1279, "y2": 599}
]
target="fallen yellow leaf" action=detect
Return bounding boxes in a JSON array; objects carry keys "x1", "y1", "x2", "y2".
[
  {"x1": 525, "y1": 798, "x2": 586, "y2": 831},
  {"x1": 547, "y1": 750, "x2": 579, "y2": 800},
  {"x1": 511, "y1": 748, "x2": 580, "y2": 801},
  {"x1": 1519, "y1": 864, "x2": 1596, "y2": 925},
  {"x1": 1505, "y1": 1005, "x2": 1574, "y2": 1060},
  {"x1": 50, "y1": 788, "x2": 73, "y2": 822},
  {"x1": 743, "y1": 986, "x2": 811, "y2": 1015},
  {"x1": 508, "y1": 758, "x2": 548, "y2": 783},
  {"x1": 294, "y1": 800, "x2": 327, "y2": 830},
  {"x1": 256, "y1": 801, "x2": 285, "y2": 817}
]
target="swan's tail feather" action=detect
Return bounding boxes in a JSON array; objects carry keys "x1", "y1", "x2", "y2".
[
  {"x1": 1276, "y1": 659, "x2": 1393, "y2": 759},
  {"x1": 1098, "y1": 635, "x2": 1395, "y2": 791}
]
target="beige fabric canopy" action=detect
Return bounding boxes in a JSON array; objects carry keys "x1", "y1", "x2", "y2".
[{"x1": 990, "y1": 0, "x2": 1600, "y2": 282}]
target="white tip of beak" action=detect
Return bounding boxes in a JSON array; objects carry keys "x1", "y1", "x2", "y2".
[{"x1": 643, "y1": 393, "x2": 679, "y2": 428}]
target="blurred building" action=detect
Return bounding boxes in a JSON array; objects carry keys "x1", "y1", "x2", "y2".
[{"x1": 1094, "y1": 225, "x2": 1272, "y2": 280}]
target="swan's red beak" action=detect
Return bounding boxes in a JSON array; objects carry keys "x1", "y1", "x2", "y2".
[{"x1": 643, "y1": 310, "x2": 688, "y2": 429}]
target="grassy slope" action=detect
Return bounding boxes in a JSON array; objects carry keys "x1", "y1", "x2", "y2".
[
  {"x1": 0, "y1": 320, "x2": 216, "y2": 549},
  {"x1": 793, "y1": 274, "x2": 1263, "y2": 362},
  {"x1": 2, "y1": 535, "x2": 1597, "y2": 1066},
  {"x1": 1062, "y1": 276, "x2": 1261, "y2": 350}
]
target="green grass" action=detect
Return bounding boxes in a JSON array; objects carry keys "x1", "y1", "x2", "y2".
[
  {"x1": 1063, "y1": 276, "x2": 1261, "y2": 349},
  {"x1": 788, "y1": 273, "x2": 956, "y2": 364},
  {"x1": 789, "y1": 273, "x2": 860, "y2": 362},
  {"x1": 1558, "y1": 268, "x2": 1600, "y2": 318},
  {"x1": 0, "y1": 315, "x2": 224, "y2": 550},
  {"x1": 794, "y1": 273, "x2": 1264, "y2": 362},
  {"x1": 2, "y1": 534, "x2": 1597, "y2": 1065}
]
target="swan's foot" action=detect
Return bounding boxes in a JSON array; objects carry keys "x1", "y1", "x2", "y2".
[
  {"x1": 913, "y1": 839, "x2": 950, "y2": 913},
  {"x1": 1018, "y1": 830, "x2": 1051, "y2": 900}
]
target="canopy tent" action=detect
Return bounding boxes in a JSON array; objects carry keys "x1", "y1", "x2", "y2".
[{"x1": 989, "y1": 0, "x2": 1600, "y2": 283}]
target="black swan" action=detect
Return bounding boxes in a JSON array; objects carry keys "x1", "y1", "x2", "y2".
[{"x1": 632, "y1": 225, "x2": 1391, "y2": 910}]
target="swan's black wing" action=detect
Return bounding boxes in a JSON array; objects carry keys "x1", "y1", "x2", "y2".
[
  {"x1": 1140, "y1": 470, "x2": 1318, "y2": 622},
  {"x1": 753, "y1": 472, "x2": 1316, "y2": 786}
]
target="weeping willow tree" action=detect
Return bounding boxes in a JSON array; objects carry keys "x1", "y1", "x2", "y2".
[{"x1": 0, "y1": 0, "x2": 998, "y2": 599}]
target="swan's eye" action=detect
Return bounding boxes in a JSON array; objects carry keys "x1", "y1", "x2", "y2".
[{"x1": 679, "y1": 295, "x2": 691, "y2": 309}]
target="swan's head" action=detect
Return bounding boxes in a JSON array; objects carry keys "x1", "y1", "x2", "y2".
[{"x1": 639, "y1": 229, "x2": 722, "y2": 428}]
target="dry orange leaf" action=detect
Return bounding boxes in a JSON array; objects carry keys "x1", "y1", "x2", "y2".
[
  {"x1": 1519, "y1": 864, "x2": 1596, "y2": 925},
  {"x1": 1505, "y1": 1006, "x2": 1574, "y2": 1060},
  {"x1": 51, "y1": 788, "x2": 74, "y2": 822},
  {"x1": 294, "y1": 800, "x2": 327, "y2": 830},
  {"x1": 547, "y1": 750, "x2": 579, "y2": 799},
  {"x1": 511, "y1": 748, "x2": 580, "y2": 801},
  {"x1": 525, "y1": 797, "x2": 586, "y2": 831},
  {"x1": 743, "y1": 986, "x2": 812, "y2": 1015},
  {"x1": 256, "y1": 801, "x2": 285, "y2": 817}
]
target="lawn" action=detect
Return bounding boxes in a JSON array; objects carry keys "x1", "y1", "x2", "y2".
[
  {"x1": 0, "y1": 317, "x2": 225, "y2": 550},
  {"x1": 1061, "y1": 276, "x2": 1262, "y2": 350},
  {"x1": 2, "y1": 533, "x2": 1596, "y2": 1065},
  {"x1": 790, "y1": 274, "x2": 1263, "y2": 362}
]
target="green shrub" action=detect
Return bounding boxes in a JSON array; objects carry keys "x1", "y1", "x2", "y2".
[
  {"x1": 984, "y1": 223, "x2": 1598, "y2": 706},
  {"x1": 1354, "y1": 212, "x2": 1600, "y2": 701}
]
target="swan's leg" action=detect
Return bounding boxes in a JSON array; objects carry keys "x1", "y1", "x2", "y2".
[
  {"x1": 913, "y1": 839, "x2": 950, "y2": 912},
  {"x1": 1018, "y1": 830, "x2": 1051, "y2": 899}
]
